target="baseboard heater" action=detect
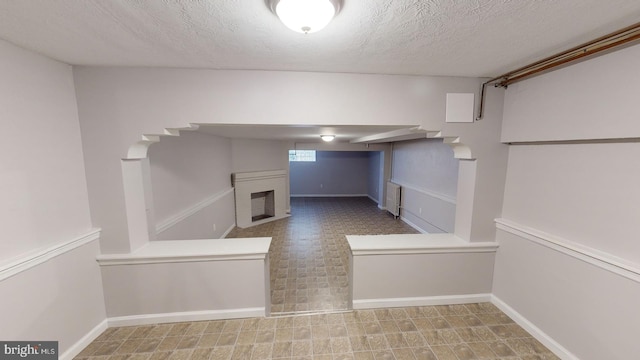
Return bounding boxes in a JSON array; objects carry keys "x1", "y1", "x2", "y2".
[{"x1": 386, "y1": 182, "x2": 401, "y2": 218}]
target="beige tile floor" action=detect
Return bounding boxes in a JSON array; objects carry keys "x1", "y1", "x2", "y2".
[
  {"x1": 227, "y1": 197, "x2": 419, "y2": 315},
  {"x1": 74, "y1": 197, "x2": 558, "y2": 359},
  {"x1": 75, "y1": 303, "x2": 559, "y2": 360}
]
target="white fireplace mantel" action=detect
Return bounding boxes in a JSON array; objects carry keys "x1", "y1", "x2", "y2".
[{"x1": 232, "y1": 170, "x2": 289, "y2": 228}]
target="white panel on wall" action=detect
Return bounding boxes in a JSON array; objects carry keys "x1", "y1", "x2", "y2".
[
  {"x1": 502, "y1": 143, "x2": 640, "y2": 264},
  {"x1": 502, "y1": 43, "x2": 640, "y2": 142},
  {"x1": 101, "y1": 259, "x2": 267, "y2": 318},
  {"x1": 0, "y1": 39, "x2": 92, "y2": 260},
  {"x1": 493, "y1": 229, "x2": 640, "y2": 360},
  {"x1": 0, "y1": 241, "x2": 106, "y2": 355},
  {"x1": 446, "y1": 93, "x2": 475, "y2": 123}
]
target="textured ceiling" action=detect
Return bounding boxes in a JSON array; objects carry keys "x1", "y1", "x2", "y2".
[{"x1": 1, "y1": 0, "x2": 639, "y2": 77}]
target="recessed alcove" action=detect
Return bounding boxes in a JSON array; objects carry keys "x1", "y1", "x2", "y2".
[{"x1": 251, "y1": 190, "x2": 275, "y2": 222}]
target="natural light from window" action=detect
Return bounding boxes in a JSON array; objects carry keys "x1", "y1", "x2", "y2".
[{"x1": 289, "y1": 150, "x2": 316, "y2": 162}]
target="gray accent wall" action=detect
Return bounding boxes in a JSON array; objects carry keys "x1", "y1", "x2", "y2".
[{"x1": 290, "y1": 151, "x2": 371, "y2": 197}]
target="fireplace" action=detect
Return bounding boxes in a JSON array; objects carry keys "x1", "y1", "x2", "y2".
[
  {"x1": 232, "y1": 170, "x2": 288, "y2": 228},
  {"x1": 251, "y1": 190, "x2": 275, "y2": 222}
]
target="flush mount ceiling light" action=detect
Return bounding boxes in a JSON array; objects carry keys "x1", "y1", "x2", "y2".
[
  {"x1": 268, "y1": 0, "x2": 342, "y2": 34},
  {"x1": 321, "y1": 135, "x2": 335, "y2": 142}
]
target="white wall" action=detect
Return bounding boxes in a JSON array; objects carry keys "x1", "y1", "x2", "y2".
[
  {"x1": 0, "y1": 40, "x2": 93, "y2": 259},
  {"x1": 0, "y1": 39, "x2": 105, "y2": 356},
  {"x1": 148, "y1": 131, "x2": 234, "y2": 239},
  {"x1": 290, "y1": 151, "x2": 370, "y2": 196},
  {"x1": 494, "y1": 229, "x2": 640, "y2": 360},
  {"x1": 101, "y1": 259, "x2": 268, "y2": 319},
  {"x1": 391, "y1": 139, "x2": 459, "y2": 233},
  {"x1": 353, "y1": 252, "x2": 495, "y2": 302},
  {"x1": 502, "y1": 44, "x2": 640, "y2": 142},
  {"x1": 348, "y1": 234, "x2": 497, "y2": 309},
  {"x1": 495, "y1": 43, "x2": 640, "y2": 359},
  {"x1": 231, "y1": 138, "x2": 287, "y2": 173},
  {"x1": 72, "y1": 67, "x2": 507, "y2": 251},
  {"x1": 502, "y1": 143, "x2": 640, "y2": 263}
]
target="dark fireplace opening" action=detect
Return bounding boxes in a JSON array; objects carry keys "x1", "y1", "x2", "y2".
[{"x1": 251, "y1": 190, "x2": 275, "y2": 222}]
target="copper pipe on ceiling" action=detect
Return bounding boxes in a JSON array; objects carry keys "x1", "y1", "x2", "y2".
[{"x1": 476, "y1": 21, "x2": 640, "y2": 120}]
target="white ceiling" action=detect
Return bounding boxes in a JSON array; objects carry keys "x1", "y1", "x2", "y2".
[
  {"x1": 195, "y1": 124, "x2": 419, "y2": 143},
  {"x1": 0, "y1": 0, "x2": 639, "y2": 77}
]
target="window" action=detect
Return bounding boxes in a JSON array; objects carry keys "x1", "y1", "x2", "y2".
[{"x1": 289, "y1": 150, "x2": 316, "y2": 162}]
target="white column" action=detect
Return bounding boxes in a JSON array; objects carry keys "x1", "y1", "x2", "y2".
[
  {"x1": 121, "y1": 158, "x2": 157, "y2": 252},
  {"x1": 454, "y1": 159, "x2": 477, "y2": 241}
]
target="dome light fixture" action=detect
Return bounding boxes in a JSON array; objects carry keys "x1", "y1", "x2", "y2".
[
  {"x1": 268, "y1": 0, "x2": 342, "y2": 34},
  {"x1": 321, "y1": 135, "x2": 335, "y2": 142}
]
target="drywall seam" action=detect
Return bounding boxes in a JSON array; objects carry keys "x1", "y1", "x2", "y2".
[
  {"x1": 155, "y1": 188, "x2": 234, "y2": 234},
  {"x1": 495, "y1": 218, "x2": 640, "y2": 283},
  {"x1": 0, "y1": 228, "x2": 101, "y2": 281}
]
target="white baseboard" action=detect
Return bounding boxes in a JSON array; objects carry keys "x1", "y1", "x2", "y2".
[
  {"x1": 108, "y1": 307, "x2": 266, "y2": 327},
  {"x1": 366, "y1": 194, "x2": 379, "y2": 204},
  {"x1": 399, "y1": 216, "x2": 429, "y2": 234},
  {"x1": 60, "y1": 319, "x2": 108, "y2": 360},
  {"x1": 221, "y1": 223, "x2": 236, "y2": 239},
  {"x1": 491, "y1": 295, "x2": 577, "y2": 360},
  {"x1": 378, "y1": 205, "x2": 386, "y2": 211},
  {"x1": 353, "y1": 293, "x2": 492, "y2": 310}
]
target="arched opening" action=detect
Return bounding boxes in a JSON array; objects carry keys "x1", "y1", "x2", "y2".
[{"x1": 120, "y1": 124, "x2": 477, "y2": 315}]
